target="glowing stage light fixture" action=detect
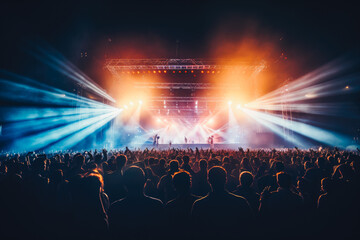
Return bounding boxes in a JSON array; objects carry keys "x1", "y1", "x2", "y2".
[{"x1": 305, "y1": 93, "x2": 317, "y2": 98}]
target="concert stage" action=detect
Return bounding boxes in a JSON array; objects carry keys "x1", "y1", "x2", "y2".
[{"x1": 126, "y1": 142, "x2": 281, "y2": 150}]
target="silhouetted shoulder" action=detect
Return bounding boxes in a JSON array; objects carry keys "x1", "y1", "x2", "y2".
[
  {"x1": 166, "y1": 194, "x2": 199, "y2": 208},
  {"x1": 145, "y1": 194, "x2": 164, "y2": 206},
  {"x1": 229, "y1": 191, "x2": 251, "y2": 204},
  {"x1": 109, "y1": 197, "x2": 126, "y2": 208},
  {"x1": 192, "y1": 194, "x2": 209, "y2": 206},
  {"x1": 111, "y1": 195, "x2": 163, "y2": 209}
]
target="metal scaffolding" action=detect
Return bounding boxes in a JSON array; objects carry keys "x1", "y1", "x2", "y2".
[
  {"x1": 105, "y1": 58, "x2": 266, "y2": 118},
  {"x1": 105, "y1": 58, "x2": 266, "y2": 76}
]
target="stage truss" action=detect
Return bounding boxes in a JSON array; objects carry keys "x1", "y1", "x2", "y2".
[
  {"x1": 105, "y1": 58, "x2": 265, "y2": 76},
  {"x1": 105, "y1": 58, "x2": 266, "y2": 118}
]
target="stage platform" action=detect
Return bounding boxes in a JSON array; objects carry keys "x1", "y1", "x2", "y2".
[{"x1": 122, "y1": 143, "x2": 279, "y2": 150}]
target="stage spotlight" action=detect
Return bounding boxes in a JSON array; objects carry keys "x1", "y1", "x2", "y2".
[
  {"x1": 345, "y1": 85, "x2": 350, "y2": 89},
  {"x1": 305, "y1": 93, "x2": 317, "y2": 98},
  {"x1": 164, "y1": 70, "x2": 167, "y2": 73},
  {"x1": 139, "y1": 100, "x2": 143, "y2": 105},
  {"x1": 195, "y1": 100, "x2": 198, "y2": 105},
  {"x1": 124, "y1": 105, "x2": 128, "y2": 109},
  {"x1": 228, "y1": 101, "x2": 232, "y2": 105}
]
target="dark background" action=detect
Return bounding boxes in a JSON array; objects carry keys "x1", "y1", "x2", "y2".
[{"x1": 1, "y1": 0, "x2": 359, "y2": 88}]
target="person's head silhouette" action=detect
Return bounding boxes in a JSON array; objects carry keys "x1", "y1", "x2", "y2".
[
  {"x1": 338, "y1": 163, "x2": 353, "y2": 180},
  {"x1": 239, "y1": 171, "x2": 254, "y2": 188},
  {"x1": 81, "y1": 170, "x2": 104, "y2": 197},
  {"x1": 124, "y1": 166, "x2": 146, "y2": 194},
  {"x1": 321, "y1": 177, "x2": 335, "y2": 193},
  {"x1": 172, "y1": 170, "x2": 191, "y2": 195},
  {"x1": 159, "y1": 158, "x2": 166, "y2": 167},
  {"x1": 74, "y1": 154, "x2": 85, "y2": 168},
  {"x1": 297, "y1": 177, "x2": 310, "y2": 193},
  {"x1": 351, "y1": 158, "x2": 360, "y2": 174},
  {"x1": 199, "y1": 159, "x2": 207, "y2": 171},
  {"x1": 169, "y1": 160, "x2": 179, "y2": 173},
  {"x1": 116, "y1": 154, "x2": 127, "y2": 170},
  {"x1": 33, "y1": 157, "x2": 46, "y2": 173},
  {"x1": 276, "y1": 172, "x2": 292, "y2": 189},
  {"x1": 273, "y1": 161, "x2": 285, "y2": 173},
  {"x1": 94, "y1": 153, "x2": 102, "y2": 164},
  {"x1": 182, "y1": 155, "x2": 190, "y2": 165},
  {"x1": 316, "y1": 157, "x2": 326, "y2": 169},
  {"x1": 208, "y1": 166, "x2": 227, "y2": 192}
]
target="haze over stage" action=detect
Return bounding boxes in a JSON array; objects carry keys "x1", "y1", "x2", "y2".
[
  {"x1": 0, "y1": 1, "x2": 360, "y2": 152},
  {"x1": 0, "y1": 48, "x2": 360, "y2": 152}
]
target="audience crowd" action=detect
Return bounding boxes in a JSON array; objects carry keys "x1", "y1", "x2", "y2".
[{"x1": 1, "y1": 147, "x2": 360, "y2": 240}]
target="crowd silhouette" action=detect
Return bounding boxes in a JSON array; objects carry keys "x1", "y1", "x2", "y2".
[{"x1": 0, "y1": 147, "x2": 360, "y2": 240}]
